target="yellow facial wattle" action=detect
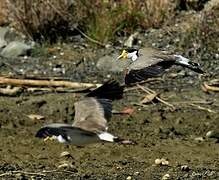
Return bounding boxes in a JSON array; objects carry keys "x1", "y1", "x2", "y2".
[{"x1": 118, "y1": 50, "x2": 128, "y2": 60}]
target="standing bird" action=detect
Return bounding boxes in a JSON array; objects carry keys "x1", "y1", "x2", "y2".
[
  {"x1": 117, "y1": 47, "x2": 204, "y2": 85},
  {"x1": 36, "y1": 80, "x2": 134, "y2": 146}
]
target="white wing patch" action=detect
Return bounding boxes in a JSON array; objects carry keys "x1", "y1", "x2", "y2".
[
  {"x1": 56, "y1": 135, "x2": 67, "y2": 143},
  {"x1": 174, "y1": 55, "x2": 190, "y2": 66}
]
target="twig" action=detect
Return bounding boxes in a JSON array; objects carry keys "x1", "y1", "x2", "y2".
[
  {"x1": 189, "y1": 103, "x2": 216, "y2": 113},
  {"x1": 202, "y1": 82, "x2": 219, "y2": 92},
  {"x1": 137, "y1": 84, "x2": 175, "y2": 110},
  {"x1": 0, "y1": 169, "x2": 77, "y2": 177},
  {"x1": 75, "y1": 27, "x2": 106, "y2": 47},
  {"x1": 0, "y1": 77, "x2": 102, "y2": 89},
  {"x1": 26, "y1": 87, "x2": 91, "y2": 93},
  {"x1": 0, "y1": 170, "x2": 46, "y2": 177},
  {"x1": 131, "y1": 102, "x2": 149, "y2": 108}
]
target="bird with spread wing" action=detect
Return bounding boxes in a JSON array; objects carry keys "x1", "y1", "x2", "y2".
[
  {"x1": 35, "y1": 80, "x2": 135, "y2": 146},
  {"x1": 117, "y1": 47, "x2": 204, "y2": 85}
]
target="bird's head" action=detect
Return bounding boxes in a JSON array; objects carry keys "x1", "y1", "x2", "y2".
[{"x1": 117, "y1": 48, "x2": 139, "y2": 62}]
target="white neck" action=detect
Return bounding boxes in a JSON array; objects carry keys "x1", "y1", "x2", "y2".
[{"x1": 127, "y1": 51, "x2": 138, "y2": 62}]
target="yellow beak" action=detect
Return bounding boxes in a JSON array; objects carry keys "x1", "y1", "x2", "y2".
[
  {"x1": 44, "y1": 136, "x2": 56, "y2": 142},
  {"x1": 117, "y1": 50, "x2": 128, "y2": 60}
]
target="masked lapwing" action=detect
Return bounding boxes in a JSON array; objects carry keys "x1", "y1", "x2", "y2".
[
  {"x1": 117, "y1": 47, "x2": 204, "y2": 85},
  {"x1": 36, "y1": 80, "x2": 135, "y2": 146}
]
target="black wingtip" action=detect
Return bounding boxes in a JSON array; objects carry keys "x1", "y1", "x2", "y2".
[
  {"x1": 195, "y1": 68, "x2": 205, "y2": 74},
  {"x1": 86, "y1": 79, "x2": 124, "y2": 100},
  {"x1": 35, "y1": 127, "x2": 48, "y2": 138}
]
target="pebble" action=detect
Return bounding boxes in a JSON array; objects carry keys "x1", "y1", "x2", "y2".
[
  {"x1": 155, "y1": 158, "x2": 169, "y2": 166},
  {"x1": 162, "y1": 174, "x2": 170, "y2": 180},
  {"x1": 126, "y1": 176, "x2": 132, "y2": 180},
  {"x1": 134, "y1": 171, "x2": 140, "y2": 176},
  {"x1": 60, "y1": 151, "x2": 71, "y2": 158},
  {"x1": 23, "y1": 55, "x2": 28, "y2": 59},
  {"x1": 181, "y1": 165, "x2": 190, "y2": 171},
  {"x1": 194, "y1": 137, "x2": 204, "y2": 142},
  {"x1": 206, "y1": 130, "x2": 219, "y2": 139}
]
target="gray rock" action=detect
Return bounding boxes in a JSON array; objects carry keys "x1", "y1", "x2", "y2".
[
  {"x1": 96, "y1": 54, "x2": 130, "y2": 72},
  {"x1": 0, "y1": 27, "x2": 9, "y2": 39},
  {"x1": 206, "y1": 130, "x2": 219, "y2": 139},
  {"x1": 194, "y1": 137, "x2": 204, "y2": 142},
  {"x1": 0, "y1": 27, "x2": 9, "y2": 49},
  {"x1": 1, "y1": 41, "x2": 32, "y2": 58},
  {"x1": 0, "y1": 39, "x2": 7, "y2": 49}
]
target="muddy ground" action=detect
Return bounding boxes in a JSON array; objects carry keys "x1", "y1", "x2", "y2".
[
  {"x1": 0, "y1": 49, "x2": 219, "y2": 180},
  {"x1": 0, "y1": 16, "x2": 219, "y2": 180}
]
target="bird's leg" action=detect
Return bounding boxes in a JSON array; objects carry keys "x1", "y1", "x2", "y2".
[
  {"x1": 120, "y1": 139, "x2": 136, "y2": 145},
  {"x1": 44, "y1": 136, "x2": 56, "y2": 142},
  {"x1": 124, "y1": 68, "x2": 128, "y2": 76}
]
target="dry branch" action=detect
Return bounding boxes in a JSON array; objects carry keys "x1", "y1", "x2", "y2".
[
  {"x1": 202, "y1": 82, "x2": 219, "y2": 92},
  {"x1": 137, "y1": 84, "x2": 175, "y2": 110},
  {"x1": 0, "y1": 77, "x2": 102, "y2": 89}
]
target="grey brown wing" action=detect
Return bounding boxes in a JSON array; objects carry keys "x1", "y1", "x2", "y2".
[
  {"x1": 72, "y1": 98, "x2": 112, "y2": 133},
  {"x1": 129, "y1": 47, "x2": 176, "y2": 71}
]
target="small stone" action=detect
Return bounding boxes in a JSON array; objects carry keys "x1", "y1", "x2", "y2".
[
  {"x1": 58, "y1": 160, "x2": 74, "y2": 169},
  {"x1": 134, "y1": 171, "x2": 140, "y2": 176},
  {"x1": 27, "y1": 114, "x2": 45, "y2": 121},
  {"x1": 23, "y1": 55, "x2": 28, "y2": 59},
  {"x1": 1, "y1": 41, "x2": 32, "y2": 58},
  {"x1": 105, "y1": 44, "x2": 111, "y2": 48},
  {"x1": 206, "y1": 130, "x2": 219, "y2": 139},
  {"x1": 160, "y1": 158, "x2": 169, "y2": 166},
  {"x1": 181, "y1": 165, "x2": 190, "y2": 171},
  {"x1": 155, "y1": 158, "x2": 162, "y2": 165},
  {"x1": 60, "y1": 151, "x2": 72, "y2": 158},
  {"x1": 155, "y1": 158, "x2": 169, "y2": 166},
  {"x1": 126, "y1": 176, "x2": 132, "y2": 180},
  {"x1": 162, "y1": 174, "x2": 170, "y2": 180},
  {"x1": 58, "y1": 163, "x2": 70, "y2": 169},
  {"x1": 53, "y1": 55, "x2": 57, "y2": 59},
  {"x1": 60, "y1": 52, "x2": 64, "y2": 56},
  {"x1": 194, "y1": 137, "x2": 204, "y2": 142}
]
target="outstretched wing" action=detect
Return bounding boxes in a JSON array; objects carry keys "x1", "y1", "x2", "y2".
[
  {"x1": 73, "y1": 98, "x2": 112, "y2": 133},
  {"x1": 125, "y1": 60, "x2": 174, "y2": 85}
]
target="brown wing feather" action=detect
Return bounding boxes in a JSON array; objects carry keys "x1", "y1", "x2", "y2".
[
  {"x1": 73, "y1": 98, "x2": 112, "y2": 133},
  {"x1": 129, "y1": 47, "x2": 176, "y2": 71}
]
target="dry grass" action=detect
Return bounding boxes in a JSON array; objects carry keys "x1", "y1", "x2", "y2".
[
  {"x1": 2, "y1": 0, "x2": 176, "y2": 43},
  {"x1": 6, "y1": 0, "x2": 79, "y2": 42},
  {"x1": 0, "y1": 0, "x2": 9, "y2": 25},
  {"x1": 77, "y1": 0, "x2": 175, "y2": 43}
]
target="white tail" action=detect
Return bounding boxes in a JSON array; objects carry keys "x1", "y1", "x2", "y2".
[{"x1": 98, "y1": 132, "x2": 116, "y2": 142}]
